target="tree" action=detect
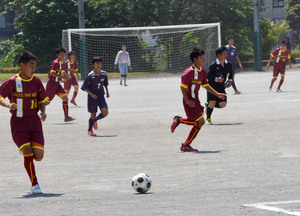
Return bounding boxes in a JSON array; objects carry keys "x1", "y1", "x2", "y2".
[{"x1": 285, "y1": 0, "x2": 300, "y2": 47}]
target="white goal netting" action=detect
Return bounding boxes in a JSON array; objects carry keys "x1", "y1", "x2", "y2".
[{"x1": 62, "y1": 24, "x2": 221, "y2": 78}]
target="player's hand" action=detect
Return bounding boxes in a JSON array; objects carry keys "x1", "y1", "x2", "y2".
[
  {"x1": 226, "y1": 81, "x2": 232, "y2": 88},
  {"x1": 289, "y1": 65, "x2": 292, "y2": 69},
  {"x1": 239, "y1": 64, "x2": 243, "y2": 70},
  {"x1": 77, "y1": 76, "x2": 80, "y2": 80},
  {"x1": 267, "y1": 64, "x2": 270, "y2": 68},
  {"x1": 218, "y1": 75, "x2": 224, "y2": 83},
  {"x1": 186, "y1": 100, "x2": 195, "y2": 108},
  {"x1": 106, "y1": 92, "x2": 110, "y2": 98},
  {"x1": 217, "y1": 93, "x2": 226, "y2": 100},
  {"x1": 91, "y1": 94, "x2": 97, "y2": 99},
  {"x1": 114, "y1": 64, "x2": 118, "y2": 69},
  {"x1": 8, "y1": 103, "x2": 17, "y2": 110},
  {"x1": 40, "y1": 112, "x2": 47, "y2": 122},
  {"x1": 128, "y1": 66, "x2": 132, "y2": 71}
]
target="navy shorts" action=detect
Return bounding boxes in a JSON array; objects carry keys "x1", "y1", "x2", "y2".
[{"x1": 88, "y1": 95, "x2": 108, "y2": 113}]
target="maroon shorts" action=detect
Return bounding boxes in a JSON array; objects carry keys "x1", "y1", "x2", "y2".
[
  {"x1": 183, "y1": 98, "x2": 204, "y2": 122},
  {"x1": 10, "y1": 115, "x2": 44, "y2": 150},
  {"x1": 273, "y1": 63, "x2": 286, "y2": 78},
  {"x1": 46, "y1": 79, "x2": 67, "y2": 101},
  {"x1": 64, "y1": 75, "x2": 79, "y2": 92}
]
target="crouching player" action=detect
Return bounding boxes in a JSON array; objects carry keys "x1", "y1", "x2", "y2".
[
  {"x1": 81, "y1": 56, "x2": 110, "y2": 136},
  {"x1": 0, "y1": 51, "x2": 49, "y2": 193},
  {"x1": 171, "y1": 48, "x2": 226, "y2": 152}
]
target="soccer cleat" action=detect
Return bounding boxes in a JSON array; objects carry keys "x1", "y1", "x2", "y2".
[
  {"x1": 31, "y1": 184, "x2": 43, "y2": 194},
  {"x1": 171, "y1": 115, "x2": 181, "y2": 133},
  {"x1": 206, "y1": 118, "x2": 212, "y2": 125},
  {"x1": 88, "y1": 130, "x2": 96, "y2": 136},
  {"x1": 180, "y1": 144, "x2": 198, "y2": 152},
  {"x1": 120, "y1": 80, "x2": 122, "y2": 85},
  {"x1": 93, "y1": 121, "x2": 98, "y2": 130},
  {"x1": 70, "y1": 100, "x2": 78, "y2": 106},
  {"x1": 235, "y1": 90, "x2": 241, "y2": 94},
  {"x1": 276, "y1": 89, "x2": 282, "y2": 92},
  {"x1": 64, "y1": 116, "x2": 76, "y2": 122}
]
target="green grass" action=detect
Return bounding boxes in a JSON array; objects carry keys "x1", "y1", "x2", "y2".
[{"x1": 0, "y1": 71, "x2": 165, "y2": 81}]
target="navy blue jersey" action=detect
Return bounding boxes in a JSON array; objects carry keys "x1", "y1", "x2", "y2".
[{"x1": 81, "y1": 70, "x2": 108, "y2": 97}]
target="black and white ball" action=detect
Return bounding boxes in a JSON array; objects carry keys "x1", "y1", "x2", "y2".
[{"x1": 131, "y1": 173, "x2": 152, "y2": 193}]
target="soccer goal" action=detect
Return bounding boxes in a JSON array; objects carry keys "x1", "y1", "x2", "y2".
[{"x1": 62, "y1": 23, "x2": 221, "y2": 78}]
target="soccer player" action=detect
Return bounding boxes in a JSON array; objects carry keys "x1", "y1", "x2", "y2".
[
  {"x1": 81, "y1": 56, "x2": 110, "y2": 136},
  {"x1": 267, "y1": 40, "x2": 292, "y2": 92},
  {"x1": 206, "y1": 46, "x2": 234, "y2": 125},
  {"x1": 171, "y1": 48, "x2": 226, "y2": 152},
  {"x1": 226, "y1": 36, "x2": 243, "y2": 94},
  {"x1": 46, "y1": 47, "x2": 75, "y2": 122},
  {"x1": 0, "y1": 51, "x2": 49, "y2": 194},
  {"x1": 114, "y1": 44, "x2": 131, "y2": 86},
  {"x1": 64, "y1": 51, "x2": 80, "y2": 106}
]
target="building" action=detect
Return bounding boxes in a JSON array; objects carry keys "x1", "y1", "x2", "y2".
[
  {"x1": 0, "y1": 14, "x2": 19, "y2": 50},
  {"x1": 261, "y1": 0, "x2": 288, "y2": 23}
]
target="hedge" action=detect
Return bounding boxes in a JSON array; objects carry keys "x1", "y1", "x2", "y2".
[{"x1": 0, "y1": 65, "x2": 50, "y2": 74}]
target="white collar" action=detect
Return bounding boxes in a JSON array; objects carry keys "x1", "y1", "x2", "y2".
[{"x1": 216, "y1": 58, "x2": 228, "y2": 65}]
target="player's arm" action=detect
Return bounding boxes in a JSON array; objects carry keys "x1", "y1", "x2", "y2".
[
  {"x1": 180, "y1": 86, "x2": 195, "y2": 108},
  {"x1": 104, "y1": 85, "x2": 110, "y2": 98},
  {"x1": 288, "y1": 54, "x2": 292, "y2": 68},
  {"x1": 39, "y1": 102, "x2": 47, "y2": 122},
  {"x1": 267, "y1": 53, "x2": 275, "y2": 68},
  {"x1": 83, "y1": 89, "x2": 97, "y2": 99},
  {"x1": 236, "y1": 56, "x2": 243, "y2": 69},
  {"x1": 204, "y1": 85, "x2": 226, "y2": 100},
  {"x1": 0, "y1": 97, "x2": 17, "y2": 110}
]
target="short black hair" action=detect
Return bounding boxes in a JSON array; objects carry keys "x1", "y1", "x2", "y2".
[
  {"x1": 228, "y1": 36, "x2": 234, "y2": 40},
  {"x1": 281, "y1": 40, "x2": 287, "y2": 46},
  {"x1": 68, "y1": 51, "x2": 75, "y2": 58},
  {"x1": 19, "y1": 51, "x2": 37, "y2": 65},
  {"x1": 216, "y1": 46, "x2": 227, "y2": 57},
  {"x1": 56, "y1": 47, "x2": 66, "y2": 55},
  {"x1": 189, "y1": 47, "x2": 205, "y2": 63},
  {"x1": 92, "y1": 56, "x2": 103, "y2": 64}
]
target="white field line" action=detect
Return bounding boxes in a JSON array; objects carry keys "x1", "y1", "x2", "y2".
[{"x1": 244, "y1": 200, "x2": 300, "y2": 216}]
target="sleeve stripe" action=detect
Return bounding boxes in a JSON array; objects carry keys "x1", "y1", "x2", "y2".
[
  {"x1": 270, "y1": 53, "x2": 274, "y2": 57},
  {"x1": 180, "y1": 83, "x2": 188, "y2": 89},
  {"x1": 0, "y1": 95, "x2": 4, "y2": 100},
  {"x1": 50, "y1": 70, "x2": 56, "y2": 73},
  {"x1": 202, "y1": 84, "x2": 209, "y2": 88},
  {"x1": 38, "y1": 97, "x2": 50, "y2": 104}
]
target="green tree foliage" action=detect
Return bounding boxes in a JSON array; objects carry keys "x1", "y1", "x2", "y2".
[
  {"x1": 0, "y1": 0, "x2": 277, "y2": 66},
  {"x1": 285, "y1": 0, "x2": 300, "y2": 31}
]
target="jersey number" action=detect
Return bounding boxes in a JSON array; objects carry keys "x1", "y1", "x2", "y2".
[
  {"x1": 97, "y1": 83, "x2": 101, "y2": 89},
  {"x1": 31, "y1": 99, "x2": 37, "y2": 109}
]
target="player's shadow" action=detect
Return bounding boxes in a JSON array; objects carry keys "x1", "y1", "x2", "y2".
[
  {"x1": 16, "y1": 193, "x2": 63, "y2": 199},
  {"x1": 69, "y1": 105, "x2": 85, "y2": 108},
  {"x1": 133, "y1": 192, "x2": 153, "y2": 195},
  {"x1": 209, "y1": 123, "x2": 242, "y2": 126},
  {"x1": 50, "y1": 122, "x2": 76, "y2": 125},
  {"x1": 195, "y1": 150, "x2": 221, "y2": 154},
  {"x1": 94, "y1": 135, "x2": 118, "y2": 138}
]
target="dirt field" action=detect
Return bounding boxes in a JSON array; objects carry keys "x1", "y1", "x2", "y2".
[{"x1": 0, "y1": 68, "x2": 299, "y2": 216}]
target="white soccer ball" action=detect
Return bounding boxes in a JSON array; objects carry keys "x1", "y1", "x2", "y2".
[{"x1": 131, "y1": 173, "x2": 152, "y2": 193}]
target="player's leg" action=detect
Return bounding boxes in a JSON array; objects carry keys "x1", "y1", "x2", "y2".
[
  {"x1": 64, "y1": 80, "x2": 71, "y2": 96},
  {"x1": 124, "y1": 65, "x2": 128, "y2": 86},
  {"x1": 58, "y1": 85, "x2": 75, "y2": 121},
  {"x1": 88, "y1": 112, "x2": 97, "y2": 136},
  {"x1": 206, "y1": 100, "x2": 216, "y2": 125},
  {"x1": 95, "y1": 97, "x2": 108, "y2": 121},
  {"x1": 70, "y1": 85, "x2": 79, "y2": 106},
  {"x1": 277, "y1": 67, "x2": 285, "y2": 91},
  {"x1": 87, "y1": 98, "x2": 97, "y2": 135},
  {"x1": 270, "y1": 66, "x2": 279, "y2": 90},
  {"x1": 45, "y1": 80, "x2": 58, "y2": 105},
  {"x1": 119, "y1": 64, "x2": 124, "y2": 85},
  {"x1": 181, "y1": 115, "x2": 205, "y2": 152}
]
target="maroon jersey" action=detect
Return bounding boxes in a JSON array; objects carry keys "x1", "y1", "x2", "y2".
[
  {"x1": 64, "y1": 60, "x2": 78, "y2": 76},
  {"x1": 271, "y1": 48, "x2": 291, "y2": 65},
  {"x1": 180, "y1": 65, "x2": 209, "y2": 100},
  {"x1": 48, "y1": 58, "x2": 66, "y2": 82},
  {"x1": 0, "y1": 74, "x2": 48, "y2": 117}
]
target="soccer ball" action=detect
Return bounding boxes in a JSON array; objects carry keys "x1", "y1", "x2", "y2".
[{"x1": 131, "y1": 173, "x2": 152, "y2": 193}]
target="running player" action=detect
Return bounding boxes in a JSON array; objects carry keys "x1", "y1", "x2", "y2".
[
  {"x1": 114, "y1": 45, "x2": 131, "y2": 86},
  {"x1": 171, "y1": 48, "x2": 226, "y2": 152},
  {"x1": 206, "y1": 46, "x2": 234, "y2": 125},
  {"x1": 0, "y1": 51, "x2": 49, "y2": 194},
  {"x1": 64, "y1": 51, "x2": 80, "y2": 106},
  {"x1": 46, "y1": 47, "x2": 75, "y2": 122},
  {"x1": 81, "y1": 56, "x2": 110, "y2": 136},
  {"x1": 267, "y1": 40, "x2": 292, "y2": 92}
]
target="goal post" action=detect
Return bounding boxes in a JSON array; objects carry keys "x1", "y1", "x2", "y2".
[{"x1": 62, "y1": 23, "x2": 221, "y2": 79}]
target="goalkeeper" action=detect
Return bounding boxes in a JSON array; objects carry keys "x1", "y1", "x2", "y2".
[{"x1": 114, "y1": 45, "x2": 131, "y2": 86}]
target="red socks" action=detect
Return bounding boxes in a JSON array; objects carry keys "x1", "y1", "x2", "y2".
[
  {"x1": 183, "y1": 126, "x2": 200, "y2": 146},
  {"x1": 72, "y1": 91, "x2": 78, "y2": 101},
  {"x1": 24, "y1": 153, "x2": 37, "y2": 186},
  {"x1": 63, "y1": 101, "x2": 69, "y2": 118},
  {"x1": 277, "y1": 79, "x2": 284, "y2": 90}
]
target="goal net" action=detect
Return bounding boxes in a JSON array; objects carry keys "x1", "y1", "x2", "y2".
[{"x1": 62, "y1": 23, "x2": 221, "y2": 79}]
